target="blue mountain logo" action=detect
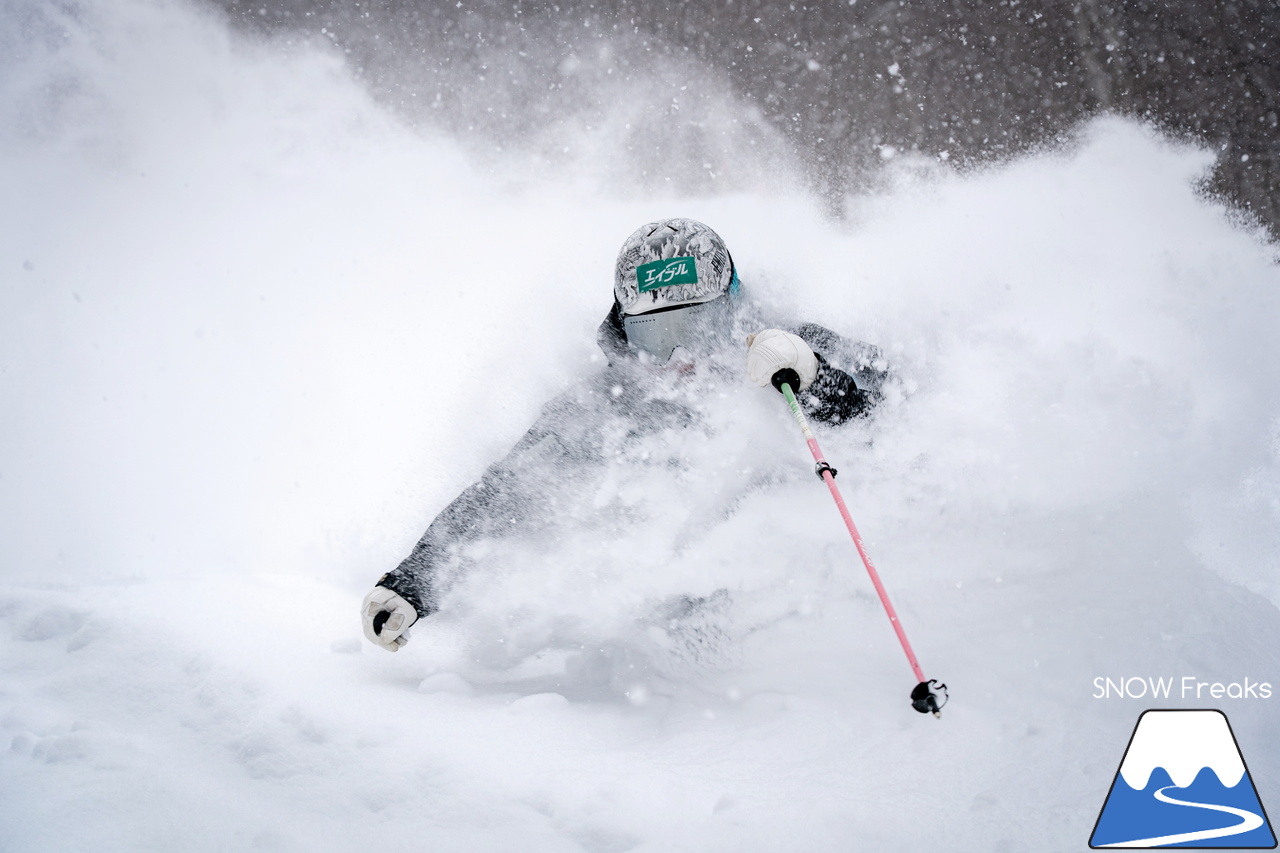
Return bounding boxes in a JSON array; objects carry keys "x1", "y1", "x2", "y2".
[{"x1": 1090, "y1": 709, "x2": 1276, "y2": 848}]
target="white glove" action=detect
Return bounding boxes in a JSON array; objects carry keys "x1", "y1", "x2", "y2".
[
  {"x1": 746, "y1": 329, "x2": 818, "y2": 391},
  {"x1": 361, "y1": 586, "x2": 419, "y2": 652}
]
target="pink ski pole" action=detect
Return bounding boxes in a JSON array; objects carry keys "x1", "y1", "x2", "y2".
[{"x1": 773, "y1": 370, "x2": 946, "y2": 716}]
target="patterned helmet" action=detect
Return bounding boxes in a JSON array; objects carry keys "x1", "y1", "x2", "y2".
[{"x1": 613, "y1": 218, "x2": 736, "y2": 316}]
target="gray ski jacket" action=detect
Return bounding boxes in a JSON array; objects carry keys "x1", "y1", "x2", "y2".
[{"x1": 378, "y1": 304, "x2": 888, "y2": 619}]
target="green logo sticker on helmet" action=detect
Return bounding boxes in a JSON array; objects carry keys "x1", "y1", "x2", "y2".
[{"x1": 637, "y1": 257, "x2": 698, "y2": 292}]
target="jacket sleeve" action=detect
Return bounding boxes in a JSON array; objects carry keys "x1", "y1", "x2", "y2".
[
  {"x1": 377, "y1": 391, "x2": 600, "y2": 619},
  {"x1": 792, "y1": 322, "x2": 890, "y2": 425}
]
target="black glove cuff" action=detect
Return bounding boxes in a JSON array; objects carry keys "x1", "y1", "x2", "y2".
[{"x1": 376, "y1": 572, "x2": 433, "y2": 620}]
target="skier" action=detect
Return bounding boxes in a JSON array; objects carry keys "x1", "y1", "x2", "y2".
[{"x1": 361, "y1": 217, "x2": 889, "y2": 652}]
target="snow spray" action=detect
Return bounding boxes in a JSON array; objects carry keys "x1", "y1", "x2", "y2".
[{"x1": 773, "y1": 370, "x2": 947, "y2": 717}]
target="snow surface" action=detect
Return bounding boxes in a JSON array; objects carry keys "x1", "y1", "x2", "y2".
[
  {"x1": 1118, "y1": 711, "x2": 1245, "y2": 790},
  {"x1": 3, "y1": 0, "x2": 1280, "y2": 850}
]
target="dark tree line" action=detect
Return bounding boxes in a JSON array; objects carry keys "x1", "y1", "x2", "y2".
[{"x1": 215, "y1": 0, "x2": 1280, "y2": 237}]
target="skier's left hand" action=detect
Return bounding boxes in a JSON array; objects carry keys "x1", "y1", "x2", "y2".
[{"x1": 746, "y1": 329, "x2": 818, "y2": 391}]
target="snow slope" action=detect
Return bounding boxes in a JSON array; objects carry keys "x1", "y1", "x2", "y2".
[{"x1": 2, "y1": 0, "x2": 1280, "y2": 850}]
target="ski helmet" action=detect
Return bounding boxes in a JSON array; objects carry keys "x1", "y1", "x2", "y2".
[
  {"x1": 612, "y1": 218, "x2": 740, "y2": 364},
  {"x1": 613, "y1": 218, "x2": 736, "y2": 316}
]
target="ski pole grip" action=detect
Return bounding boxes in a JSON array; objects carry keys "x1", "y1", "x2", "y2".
[{"x1": 771, "y1": 367, "x2": 802, "y2": 395}]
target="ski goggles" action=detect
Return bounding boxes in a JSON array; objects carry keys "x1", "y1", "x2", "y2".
[{"x1": 622, "y1": 296, "x2": 731, "y2": 365}]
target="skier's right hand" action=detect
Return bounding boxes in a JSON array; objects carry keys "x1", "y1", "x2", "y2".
[
  {"x1": 746, "y1": 329, "x2": 818, "y2": 391},
  {"x1": 361, "y1": 586, "x2": 419, "y2": 652}
]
